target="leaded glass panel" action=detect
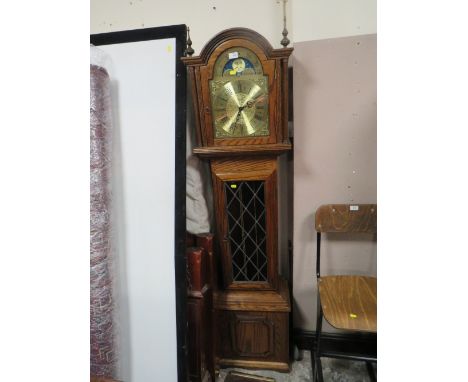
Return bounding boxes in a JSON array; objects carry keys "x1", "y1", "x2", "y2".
[{"x1": 224, "y1": 181, "x2": 268, "y2": 282}]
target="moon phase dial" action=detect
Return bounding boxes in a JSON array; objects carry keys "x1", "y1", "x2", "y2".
[{"x1": 211, "y1": 76, "x2": 269, "y2": 138}]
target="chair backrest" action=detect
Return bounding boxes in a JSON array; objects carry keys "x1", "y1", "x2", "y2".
[
  {"x1": 315, "y1": 204, "x2": 377, "y2": 278},
  {"x1": 315, "y1": 204, "x2": 377, "y2": 234}
]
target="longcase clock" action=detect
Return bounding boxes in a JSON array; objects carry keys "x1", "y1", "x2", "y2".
[{"x1": 183, "y1": 28, "x2": 292, "y2": 372}]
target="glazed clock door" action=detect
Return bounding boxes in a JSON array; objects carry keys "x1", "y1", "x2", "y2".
[{"x1": 211, "y1": 157, "x2": 279, "y2": 291}]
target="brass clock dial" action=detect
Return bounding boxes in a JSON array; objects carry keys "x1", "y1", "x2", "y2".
[{"x1": 210, "y1": 76, "x2": 269, "y2": 138}]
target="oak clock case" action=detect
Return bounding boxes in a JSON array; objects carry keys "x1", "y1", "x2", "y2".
[{"x1": 183, "y1": 28, "x2": 292, "y2": 373}]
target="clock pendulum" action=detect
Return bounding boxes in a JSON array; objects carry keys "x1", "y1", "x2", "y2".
[{"x1": 183, "y1": 28, "x2": 293, "y2": 372}]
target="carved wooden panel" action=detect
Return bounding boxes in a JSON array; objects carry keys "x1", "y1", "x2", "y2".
[
  {"x1": 230, "y1": 314, "x2": 274, "y2": 357},
  {"x1": 217, "y1": 310, "x2": 288, "y2": 368}
]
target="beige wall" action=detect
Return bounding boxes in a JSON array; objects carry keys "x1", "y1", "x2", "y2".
[
  {"x1": 91, "y1": 0, "x2": 290, "y2": 51},
  {"x1": 91, "y1": 0, "x2": 377, "y2": 48},
  {"x1": 292, "y1": 33, "x2": 377, "y2": 330},
  {"x1": 292, "y1": 0, "x2": 376, "y2": 43}
]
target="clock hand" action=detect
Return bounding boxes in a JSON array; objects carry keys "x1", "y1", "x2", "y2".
[
  {"x1": 246, "y1": 94, "x2": 266, "y2": 108},
  {"x1": 231, "y1": 104, "x2": 248, "y2": 132},
  {"x1": 243, "y1": 84, "x2": 261, "y2": 106},
  {"x1": 224, "y1": 82, "x2": 240, "y2": 107},
  {"x1": 222, "y1": 109, "x2": 242, "y2": 133},
  {"x1": 232, "y1": 108, "x2": 242, "y2": 128},
  {"x1": 241, "y1": 110, "x2": 255, "y2": 135}
]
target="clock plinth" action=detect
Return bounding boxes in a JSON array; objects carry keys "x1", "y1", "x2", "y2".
[
  {"x1": 214, "y1": 277, "x2": 290, "y2": 372},
  {"x1": 183, "y1": 28, "x2": 292, "y2": 373}
]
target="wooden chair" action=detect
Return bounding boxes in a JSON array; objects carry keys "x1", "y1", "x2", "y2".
[{"x1": 313, "y1": 204, "x2": 377, "y2": 382}]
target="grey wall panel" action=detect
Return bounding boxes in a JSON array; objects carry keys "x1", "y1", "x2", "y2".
[{"x1": 292, "y1": 34, "x2": 377, "y2": 331}]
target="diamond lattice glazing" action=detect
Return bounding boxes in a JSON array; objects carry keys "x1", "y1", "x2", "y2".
[{"x1": 225, "y1": 181, "x2": 268, "y2": 282}]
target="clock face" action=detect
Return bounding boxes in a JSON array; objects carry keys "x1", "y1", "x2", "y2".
[
  {"x1": 211, "y1": 76, "x2": 269, "y2": 138},
  {"x1": 210, "y1": 47, "x2": 269, "y2": 138}
]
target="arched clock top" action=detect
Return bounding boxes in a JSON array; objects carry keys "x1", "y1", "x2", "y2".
[
  {"x1": 182, "y1": 28, "x2": 293, "y2": 156},
  {"x1": 201, "y1": 28, "x2": 274, "y2": 60},
  {"x1": 182, "y1": 28, "x2": 293, "y2": 66}
]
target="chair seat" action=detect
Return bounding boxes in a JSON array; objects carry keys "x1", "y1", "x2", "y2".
[{"x1": 318, "y1": 275, "x2": 377, "y2": 332}]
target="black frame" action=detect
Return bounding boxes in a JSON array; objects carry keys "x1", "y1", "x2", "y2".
[{"x1": 91, "y1": 25, "x2": 188, "y2": 382}]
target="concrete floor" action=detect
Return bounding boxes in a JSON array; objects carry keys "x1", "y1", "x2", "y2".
[{"x1": 217, "y1": 350, "x2": 374, "y2": 382}]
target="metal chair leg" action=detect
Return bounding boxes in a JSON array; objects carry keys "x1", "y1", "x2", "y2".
[
  {"x1": 316, "y1": 357, "x2": 323, "y2": 382},
  {"x1": 314, "y1": 298, "x2": 324, "y2": 382},
  {"x1": 311, "y1": 344, "x2": 316, "y2": 381},
  {"x1": 366, "y1": 361, "x2": 377, "y2": 382}
]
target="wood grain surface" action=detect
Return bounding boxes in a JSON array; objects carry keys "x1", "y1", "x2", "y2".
[
  {"x1": 186, "y1": 247, "x2": 207, "y2": 294},
  {"x1": 315, "y1": 204, "x2": 377, "y2": 233},
  {"x1": 213, "y1": 277, "x2": 290, "y2": 312},
  {"x1": 193, "y1": 143, "x2": 291, "y2": 158},
  {"x1": 217, "y1": 310, "x2": 288, "y2": 364},
  {"x1": 319, "y1": 275, "x2": 377, "y2": 332},
  {"x1": 211, "y1": 157, "x2": 277, "y2": 180},
  {"x1": 183, "y1": 28, "x2": 293, "y2": 374}
]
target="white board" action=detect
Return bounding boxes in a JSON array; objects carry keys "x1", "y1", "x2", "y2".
[{"x1": 93, "y1": 32, "x2": 183, "y2": 382}]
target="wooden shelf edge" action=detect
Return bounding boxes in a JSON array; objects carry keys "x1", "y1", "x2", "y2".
[
  {"x1": 193, "y1": 143, "x2": 292, "y2": 158},
  {"x1": 214, "y1": 278, "x2": 291, "y2": 312}
]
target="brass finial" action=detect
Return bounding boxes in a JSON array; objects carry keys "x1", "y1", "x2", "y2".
[
  {"x1": 280, "y1": 0, "x2": 290, "y2": 47},
  {"x1": 186, "y1": 27, "x2": 194, "y2": 56}
]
